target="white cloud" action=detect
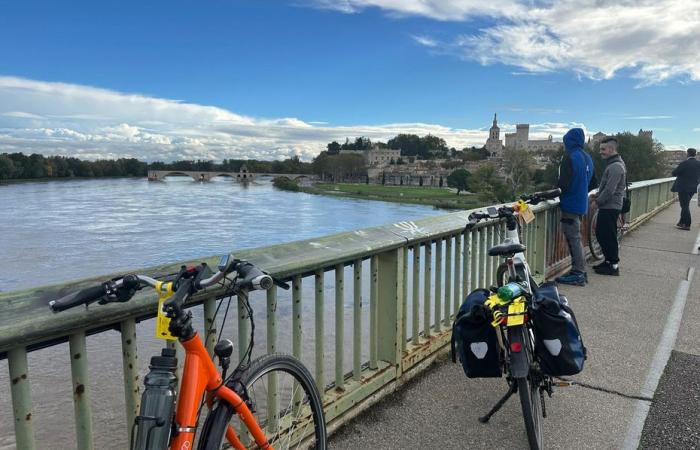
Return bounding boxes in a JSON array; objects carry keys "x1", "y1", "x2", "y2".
[
  {"x1": 0, "y1": 76, "x2": 588, "y2": 161},
  {"x1": 309, "y1": 0, "x2": 700, "y2": 85}
]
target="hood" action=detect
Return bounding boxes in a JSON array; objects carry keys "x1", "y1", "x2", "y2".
[{"x1": 563, "y1": 128, "x2": 585, "y2": 154}]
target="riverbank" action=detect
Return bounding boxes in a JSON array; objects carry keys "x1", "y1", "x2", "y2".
[{"x1": 300, "y1": 183, "x2": 483, "y2": 210}]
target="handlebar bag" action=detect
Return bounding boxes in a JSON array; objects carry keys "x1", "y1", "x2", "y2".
[
  {"x1": 450, "y1": 288, "x2": 502, "y2": 378},
  {"x1": 531, "y1": 282, "x2": 587, "y2": 376}
]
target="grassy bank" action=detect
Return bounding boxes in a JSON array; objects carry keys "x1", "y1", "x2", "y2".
[{"x1": 300, "y1": 183, "x2": 484, "y2": 209}]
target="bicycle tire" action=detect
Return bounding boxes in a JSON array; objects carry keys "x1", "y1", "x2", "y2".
[
  {"x1": 513, "y1": 327, "x2": 543, "y2": 450},
  {"x1": 198, "y1": 353, "x2": 327, "y2": 450},
  {"x1": 587, "y1": 210, "x2": 603, "y2": 260}
]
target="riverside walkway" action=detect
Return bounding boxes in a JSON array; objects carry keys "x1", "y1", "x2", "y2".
[{"x1": 330, "y1": 202, "x2": 700, "y2": 450}]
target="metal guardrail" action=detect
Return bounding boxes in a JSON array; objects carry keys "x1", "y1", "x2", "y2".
[{"x1": 0, "y1": 177, "x2": 676, "y2": 449}]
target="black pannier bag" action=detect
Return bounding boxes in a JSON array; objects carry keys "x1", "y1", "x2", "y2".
[
  {"x1": 530, "y1": 282, "x2": 587, "y2": 376},
  {"x1": 450, "y1": 288, "x2": 502, "y2": 378}
]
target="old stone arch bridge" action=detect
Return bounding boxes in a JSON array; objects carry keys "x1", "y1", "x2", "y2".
[{"x1": 147, "y1": 170, "x2": 317, "y2": 183}]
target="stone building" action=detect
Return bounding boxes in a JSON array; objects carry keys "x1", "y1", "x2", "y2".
[
  {"x1": 484, "y1": 113, "x2": 504, "y2": 156},
  {"x1": 502, "y1": 122, "x2": 560, "y2": 152},
  {"x1": 342, "y1": 146, "x2": 402, "y2": 166}
]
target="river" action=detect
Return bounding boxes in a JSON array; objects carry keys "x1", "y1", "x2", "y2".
[{"x1": 0, "y1": 177, "x2": 444, "y2": 449}]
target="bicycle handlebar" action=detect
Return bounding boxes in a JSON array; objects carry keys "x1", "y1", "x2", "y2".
[
  {"x1": 49, "y1": 255, "x2": 281, "y2": 313},
  {"x1": 466, "y1": 188, "x2": 561, "y2": 228}
]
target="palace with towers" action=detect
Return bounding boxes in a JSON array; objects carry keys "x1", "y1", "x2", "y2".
[{"x1": 484, "y1": 114, "x2": 560, "y2": 155}]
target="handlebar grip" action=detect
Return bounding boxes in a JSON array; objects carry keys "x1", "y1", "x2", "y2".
[
  {"x1": 237, "y1": 262, "x2": 273, "y2": 291},
  {"x1": 533, "y1": 188, "x2": 561, "y2": 200},
  {"x1": 50, "y1": 284, "x2": 107, "y2": 312}
]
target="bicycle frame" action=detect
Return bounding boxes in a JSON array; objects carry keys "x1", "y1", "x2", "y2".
[{"x1": 170, "y1": 332, "x2": 268, "y2": 450}]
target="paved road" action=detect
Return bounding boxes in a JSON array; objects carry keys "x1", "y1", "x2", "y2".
[{"x1": 330, "y1": 203, "x2": 700, "y2": 449}]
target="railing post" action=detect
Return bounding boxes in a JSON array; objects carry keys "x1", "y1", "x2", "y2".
[
  {"x1": 315, "y1": 270, "x2": 325, "y2": 391},
  {"x1": 292, "y1": 275, "x2": 302, "y2": 360},
  {"x1": 8, "y1": 346, "x2": 35, "y2": 450},
  {"x1": 377, "y1": 248, "x2": 405, "y2": 376},
  {"x1": 412, "y1": 246, "x2": 420, "y2": 345},
  {"x1": 533, "y1": 209, "x2": 549, "y2": 278},
  {"x1": 370, "y1": 255, "x2": 379, "y2": 369},
  {"x1": 434, "y1": 239, "x2": 443, "y2": 333},
  {"x1": 423, "y1": 243, "x2": 432, "y2": 338},
  {"x1": 353, "y1": 261, "x2": 362, "y2": 381},
  {"x1": 444, "y1": 237, "x2": 452, "y2": 326},
  {"x1": 401, "y1": 246, "x2": 408, "y2": 352},
  {"x1": 334, "y1": 264, "x2": 344, "y2": 390},
  {"x1": 69, "y1": 331, "x2": 93, "y2": 450},
  {"x1": 454, "y1": 233, "x2": 462, "y2": 317},
  {"x1": 203, "y1": 298, "x2": 217, "y2": 357},
  {"x1": 120, "y1": 319, "x2": 140, "y2": 442},
  {"x1": 266, "y1": 286, "x2": 279, "y2": 432}
]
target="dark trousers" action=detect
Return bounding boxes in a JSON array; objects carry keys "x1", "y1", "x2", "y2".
[
  {"x1": 596, "y1": 209, "x2": 620, "y2": 264},
  {"x1": 678, "y1": 191, "x2": 695, "y2": 226}
]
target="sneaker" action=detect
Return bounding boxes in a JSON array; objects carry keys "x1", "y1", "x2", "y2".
[
  {"x1": 555, "y1": 271, "x2": 587, "y2": 286},
  {"x1": 594, "y1": 262, "x2": 619, "y2": 276},
  {"x1": 676, "y1": 224, "x2": 691, "y2": 231},
  {"x1": 592, "y1": 261, "x2": 609, "y2": 270}
]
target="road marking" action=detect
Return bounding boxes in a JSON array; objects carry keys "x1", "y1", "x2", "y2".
[{"x1": 621, "y1": 227, "x2": 699, "y2": 449}]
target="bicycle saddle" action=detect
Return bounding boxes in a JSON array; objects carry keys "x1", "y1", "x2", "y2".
[{"x1": 488, "y1": 242, "x2": 527, "y2": 257}]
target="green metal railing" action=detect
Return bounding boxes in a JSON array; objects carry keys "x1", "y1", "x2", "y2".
[{"x1": 0, "y1": 178, "x2": 675, "y2": 449}]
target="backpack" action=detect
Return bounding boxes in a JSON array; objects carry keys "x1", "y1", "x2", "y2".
[
  {"x1": 530, "y1": 282, "x2": 587, "y2": 376},
  {"x1": 450, "y1": 289, "x2": 502, "y2": 378}
]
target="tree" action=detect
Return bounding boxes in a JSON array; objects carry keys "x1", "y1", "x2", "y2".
[
  {"x1": 463, "y1": 146, "x2": 490, "y2": 161},
  {"x1": 327, "y1": 141, "x2": 341, "y2": 155},
  {"x1": 447, "y1": 169, "x2": 471, "y2": 194},
  {"x1": 501, "y1": 147, "x2": 536, "y2": 197},
  {"x1": 471, "y1": 164, "x2": 510, "y2": 202},
  {"x1": 439, "y1": 176, "x2": 443, "y2": 187},
  {"x1": 0, "y1": 155, "x2": 15, "y2": 179},
  {"x1": 419, "y1": 176, "x2": 423, "y2": 186},
  {"x1": 591, "y1": 132, "x2": 665, "y2": 182}
]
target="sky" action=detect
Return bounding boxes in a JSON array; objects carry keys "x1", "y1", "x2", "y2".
[{"x1": 1, "y1": 0, "x2": 699, "y2": 162}]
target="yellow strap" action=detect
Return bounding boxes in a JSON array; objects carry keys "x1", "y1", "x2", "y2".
[{"x1": 155, "y1": 281, "x2": 176, "y2": 341}]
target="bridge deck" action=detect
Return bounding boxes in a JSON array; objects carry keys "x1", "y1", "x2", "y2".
[{"x1": 330, "y1": 202, "x2": 700, "y2": 450}]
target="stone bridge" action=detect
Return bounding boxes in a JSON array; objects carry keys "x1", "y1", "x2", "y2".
[{"x1": 147, "y1": 170, "x2": 316, "y2": 183}]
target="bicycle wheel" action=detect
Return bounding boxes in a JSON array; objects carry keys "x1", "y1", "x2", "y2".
[
  {"x1": 198, "y1": 353, "x2": 327, "y2": 450},
  {"x1": 587, "y1": 209, "x2": 603, "y2": 260},
  {"x1": 513, "y1": 327, "x2": 543, "y2": 450}
]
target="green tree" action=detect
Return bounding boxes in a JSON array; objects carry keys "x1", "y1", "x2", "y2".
[
  {"x1": 0, "y1": 155, "x2": 15, "y2": 179},
  {"x1": 501, "y1": 147, "x2": 536, "y2": 197},
  {"x1": 471, "y1": 164, "x2": 510, "y2": 202},
  {"x1": 591, "y1": 132, "x2": 665, "y2": 182},
  {"x1": 327, "y1": 141, "x2": 341, "y2": 155},
  {"x1": 447, "y1": 169, "x2": 471, "y2": 194}
]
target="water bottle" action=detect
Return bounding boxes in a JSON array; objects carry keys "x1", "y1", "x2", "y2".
[
  {"x1": 497, "y1": 282, "x2": 524, "y2": 302},
  {"x1": 133, "y1": 348, "x2": 178, "y2": 450}
]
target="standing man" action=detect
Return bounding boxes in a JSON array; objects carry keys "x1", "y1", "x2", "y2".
[
  {"x1": 671, "y1": 148, "x2": 700, "y2": 230},
  {"x1": 555, "y1": 128, "x2": 596, "y2": 286},
  {"x1": 591, "y1": 137, "x2": 626, "y2": 276}
]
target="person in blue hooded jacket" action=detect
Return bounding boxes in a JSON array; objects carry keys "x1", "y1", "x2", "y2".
[{"x1": 555, "y1": 128, "x2": 597, "y2": 286}]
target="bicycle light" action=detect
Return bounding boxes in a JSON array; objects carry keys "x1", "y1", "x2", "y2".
[{"x1": 510, "y1": 342, "x2": 522, "y2": 353}]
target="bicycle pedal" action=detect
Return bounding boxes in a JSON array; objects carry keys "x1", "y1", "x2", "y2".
[{"x1": 554, "y1": 381, "x2": 572, "y2": 387}]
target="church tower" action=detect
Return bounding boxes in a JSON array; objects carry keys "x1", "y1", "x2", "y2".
[
  {"x1": 485, "y1": 113, "x2": 503, "y2": 156},
  {"x1": 490, "y1": 114, "x2": 500, "y2": 140}
]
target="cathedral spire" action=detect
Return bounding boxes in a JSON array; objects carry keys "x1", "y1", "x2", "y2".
[{"x1": 493, "y1": 113, "x2": 497, "y2": 127}]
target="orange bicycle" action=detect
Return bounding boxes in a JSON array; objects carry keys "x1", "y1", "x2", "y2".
[{"x1": 50, "y1": 254, "x2": 327, "y2": 450}]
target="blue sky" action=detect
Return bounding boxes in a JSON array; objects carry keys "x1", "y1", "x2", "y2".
[{"x1": 1, "y1": 0, "x2": 698, "y2": 161}]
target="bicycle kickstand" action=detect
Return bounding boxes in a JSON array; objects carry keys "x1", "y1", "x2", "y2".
[{"x1": 478, "y1": 382, "x2": 517, "y2": 423}]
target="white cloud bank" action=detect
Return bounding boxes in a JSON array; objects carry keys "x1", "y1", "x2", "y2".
[
  {"x1": 0, "y1": 76, "x2": 582, "y2": 162},
  {"x1": 309, "y1": 0, "x2": 700, "y2": 86}
]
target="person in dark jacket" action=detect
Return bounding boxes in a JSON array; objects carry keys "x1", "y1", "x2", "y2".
[
  {"x1": 591, "y1": 137, "x2": 626, "y2": 276},
  {"x1": 555, "y1": 128, "x2": 597, "y2": 286},
  {"x1": 671, "y1": 148, "x2": 700, "y2": 230}
]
